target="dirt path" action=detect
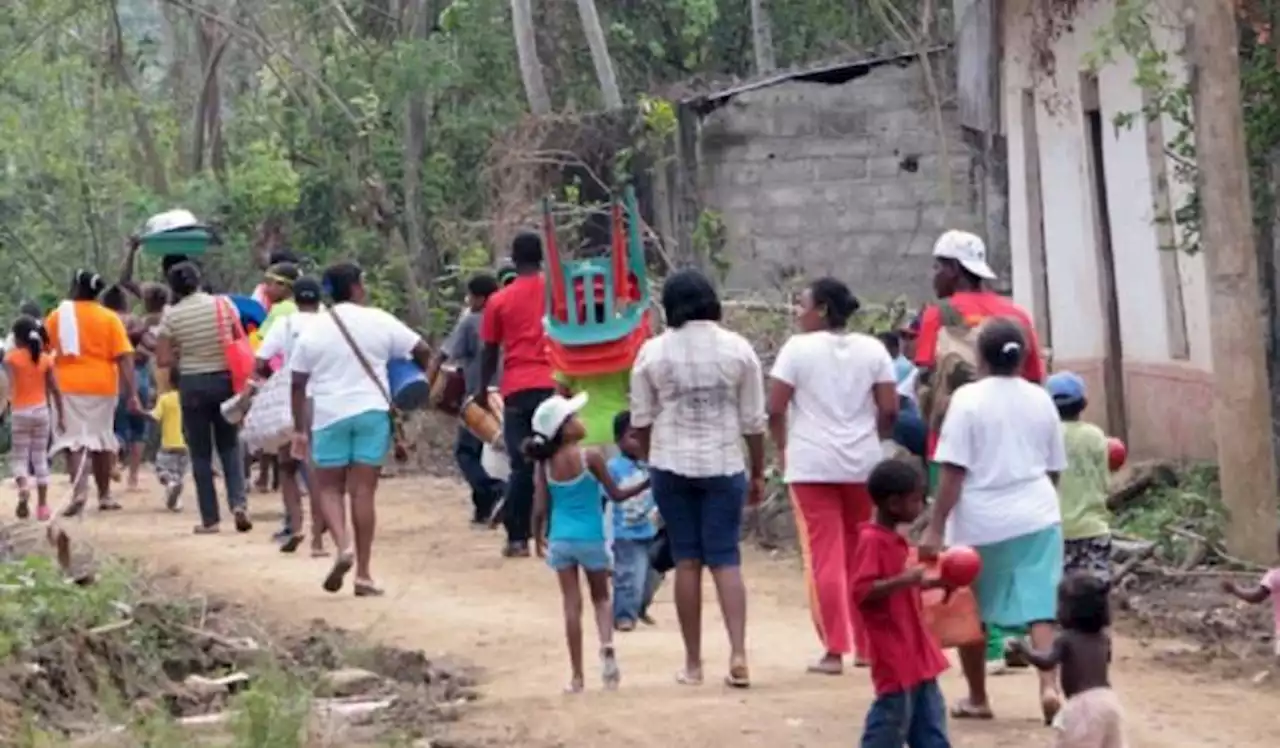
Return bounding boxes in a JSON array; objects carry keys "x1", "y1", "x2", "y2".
[{"x1": 55, "y1": 476, "x2": 1275, "y2": 747}]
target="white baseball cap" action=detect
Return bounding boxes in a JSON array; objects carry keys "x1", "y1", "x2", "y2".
[
  {"x1": 531, "y1": 393, "x2": 589, "y2": 441},
  {"x1": 933, "y1": 230, "x2": 996, "y2": 280}
]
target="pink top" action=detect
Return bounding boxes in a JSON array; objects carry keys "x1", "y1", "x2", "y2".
[{"x1": 1262, "y1": 569, "x2": 1280, "y2": 633}]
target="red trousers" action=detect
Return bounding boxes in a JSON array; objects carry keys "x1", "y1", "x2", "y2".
[{"x1": 791, "y1": 482, "x2": 872, "y2": 658}]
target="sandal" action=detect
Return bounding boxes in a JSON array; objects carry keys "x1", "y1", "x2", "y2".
[
  {"x1": 950, "y1": 699, "x2": 995, "y2": 720},
  {"x1": 98, "y1": 497, "x2": 123, "y2": 511},
  {"x1": 16, "y1": 497, "x2": 30, "y2": 520},
  {"x1": 806, "y1": 655, "x2": 844, "y2": 676},
  {"x1": 323, "y1": 553, "x2": 354, "y2": 593},
  {"x1": 62, "y1": 498, "x2": 88, "y2": 518},
  {"x1": 279, "y1": 534, "x2": 304, "y2": 554},
  {"x1": 564, "y1": 677, "x2": 585, "y2": 695},
  {"x1": 353, "y1": 580, "x2": 385, "y2": 597},
  {"x1": 310, "y1": 546, "x2": 330, "y2": 558},
  {"x1": 675, "y1": 665, "x2": 704, "y2": 686},
  {"x1": 724, "y1": 661, "x2": 751, "y2": 689},
  {"x1": 193, "y1": 524, "x2": 221, "y2": 535}
]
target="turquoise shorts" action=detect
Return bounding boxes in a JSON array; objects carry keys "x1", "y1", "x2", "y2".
[
  {"x1": 973, "y1": 524, "x2": 1064, "y2": 628},
  {"x1": 311, "y1": 410, "x2": 391, "y2": 469}
]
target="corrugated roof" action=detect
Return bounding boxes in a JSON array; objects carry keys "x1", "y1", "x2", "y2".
[{"x1": 684, "y1": 44, "x2": 951, "y2": 116}]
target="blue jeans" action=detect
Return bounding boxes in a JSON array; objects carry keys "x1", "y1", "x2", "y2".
[
  {"x1": 178, "y1": 371, "x2": 246, "y2": 527},
  {"x1": 613, "y1": 537, "x2": 662, "y2": 623},
  {"x1": 455, "y1": 425, "x2": 503, "y2": 521},
  {"x1": 861, "y1": 680, "x2": 950, "y2": 748}
]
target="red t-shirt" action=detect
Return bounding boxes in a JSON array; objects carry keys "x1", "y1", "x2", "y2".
[
  {"x1": 479, "y1": 274, "x2": 555, "y2": 396},
  {"x1": 850, "y1": 523, "x2": 949, "y2": 696},
  {"x1": 914, "y1": 291, "x2": 1044, "y2": 457}
]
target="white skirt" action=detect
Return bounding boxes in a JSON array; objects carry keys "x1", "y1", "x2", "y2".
[{"x1": 51, "y1": 394, "x2": 119, "y2": 454}]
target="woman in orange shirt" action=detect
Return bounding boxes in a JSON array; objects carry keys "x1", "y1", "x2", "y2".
[
  {"x1": 5, "y1": 316, "x2": 65, "y2": 521},
  {"x1": 45, "y1": 270, "x2": 142, "y2": 514}
]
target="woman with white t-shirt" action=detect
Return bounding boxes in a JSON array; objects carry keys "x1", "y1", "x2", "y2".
[
  {"x1": 767, "y1": 277, "x2": 898, "y2": 675},
  {"x1": 920, "y1": 317, "x2": 1067, "y2": 724},
  {"x1": 289, "y1": 262, "x2": 432, "y2": 597}
]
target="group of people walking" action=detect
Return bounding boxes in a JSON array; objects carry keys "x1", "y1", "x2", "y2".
[{"x1": 4, "y1": 223, "x2": 1128, "y2": 746}]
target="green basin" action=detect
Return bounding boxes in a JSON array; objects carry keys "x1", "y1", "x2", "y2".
[{"x1": 141, "y1": 227, "x2": 215, "y2": 257}]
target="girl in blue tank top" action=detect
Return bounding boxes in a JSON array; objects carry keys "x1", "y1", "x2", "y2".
[{"x1": 524, "y1": 393, "x2": 650, "y2": 694}]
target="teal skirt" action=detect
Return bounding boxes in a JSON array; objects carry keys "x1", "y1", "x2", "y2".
[{"x1": 973, "y1": 524, "x2": 1063, "y2": 628}]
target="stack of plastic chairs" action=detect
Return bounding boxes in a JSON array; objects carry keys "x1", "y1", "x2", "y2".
[{"x1": 543, "y1": 186, "x2": 651, "y2": 376}]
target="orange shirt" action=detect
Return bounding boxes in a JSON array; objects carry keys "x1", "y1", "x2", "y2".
[
  {"x1": 4, "y1": 349, "x2": 53, "y2": 409},
  {"x1": 45, "y1": 302, "x2": 133, "y2": 397}
]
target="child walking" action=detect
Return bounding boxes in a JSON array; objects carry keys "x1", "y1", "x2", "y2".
[
  {"x1": 4, "y1": 316, "x2": 64, "y2": 521},
  {"x1": 608, "y1": 411, "x2": 664, "y2": 630},
  {"x1": 851, "y1": 459, "x2": 951, "y2": 747},
  {"x1": 1221, "y1": 531, "x2": 1280, "y2": 657},
  {"x1": 150, "y1": 369, "x2": 188, "y2": 512},
  {"x1": 1009, "y1": 574, "x2": 1126, "y2": 747},
  {"x1": 1047, "y1": 372, "x2": 1113, "y2": 583},
  {"x1": 526, "y1": 393, "x2": 650, "y2": 693}
]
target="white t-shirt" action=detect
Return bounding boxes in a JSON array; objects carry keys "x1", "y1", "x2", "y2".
[
  {"x1": 257, "y1": 312, "x2": 316, "y2": 369},
  {"x1": 290, "y1": 303, "x2": 421, "y2": 431},
  {"x1": 934, "y1": 376, "x2": 1067, "y2": 547},
  {"x1": 770, "y1": 331, "x2": 896, "y2": 483}
]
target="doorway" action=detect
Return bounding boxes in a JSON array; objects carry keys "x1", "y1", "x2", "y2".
[{"x1": 1081, "y1": 74, "x2": 1129, "y2": 441}]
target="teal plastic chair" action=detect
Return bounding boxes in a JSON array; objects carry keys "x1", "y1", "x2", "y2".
[{"x1": 544, "y1": 186, "x2": 649, "y2": 347}]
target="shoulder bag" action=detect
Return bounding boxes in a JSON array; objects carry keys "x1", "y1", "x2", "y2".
[{"x1": 327, "y1": 306, "x2": 411, "y2": 463}]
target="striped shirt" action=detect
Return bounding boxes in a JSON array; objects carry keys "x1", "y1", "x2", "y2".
[
  {"x1": 158, "y1": 292, "x2": 234, "y2": 375},
  {"x1": 630, "y1": 321, "x2": 766, "y2": 478}
]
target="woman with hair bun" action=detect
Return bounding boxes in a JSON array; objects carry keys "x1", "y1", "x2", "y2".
[
  {"x1": 920, "y1": 317, "x2": 1068, "y2": 724},
  {"x1": 766, "y1": 277, "x2": 899, "y2": 675},
  {"x1": 45, "y1": 269, "x2": 142, "y2": 514}
]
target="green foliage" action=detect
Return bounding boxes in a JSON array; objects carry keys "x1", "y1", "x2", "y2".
[
  {"x1": 0, "y1": 556, "x2": 131, "y2": 659},
  {"x1": 229, "y1": 666, "x2": 313, "y2": 748},
  {"x1": 1113, "y1": 462, "x2": 1225, "y2": 562}
]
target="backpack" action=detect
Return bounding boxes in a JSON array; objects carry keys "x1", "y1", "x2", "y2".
[{"x1": 918, "y1": 300, "x2": 985, "y2": 435}]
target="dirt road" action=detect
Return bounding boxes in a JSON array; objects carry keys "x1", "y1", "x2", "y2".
[{"x1": 64, "y1": 476, "x2": 1274, "y2": 747}]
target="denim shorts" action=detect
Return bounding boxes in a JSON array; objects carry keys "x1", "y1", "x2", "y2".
[
  {"x1": 114, "y1": 406, "x2": 149, "y2": 445},
  {"x1": 546, "y1": 540, "x2": 611, "y2": 572},
  {"x1": 650, "y1": 469, "x2": 746, "y2": 568},
  {"x1": 311, "y1": 409, "x2": 391, "y2": 468}
]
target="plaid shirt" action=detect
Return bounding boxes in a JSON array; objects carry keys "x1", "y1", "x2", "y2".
[{"x1": 630, "y1": 321, "x2": 766, "y2": 478}]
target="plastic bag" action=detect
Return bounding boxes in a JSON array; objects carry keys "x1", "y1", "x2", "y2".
[{"x1": 910, "y1": 549, "x2": 984, "y2": 648}]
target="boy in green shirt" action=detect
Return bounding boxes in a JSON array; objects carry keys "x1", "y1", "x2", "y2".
[{"x1": 1046, "y1": 371, "x2": 1113, "y2": 583}]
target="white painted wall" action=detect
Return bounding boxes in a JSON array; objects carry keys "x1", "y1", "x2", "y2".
[{"x1": 1002, "y1": 0, "x2": 1213, "y2": 369}]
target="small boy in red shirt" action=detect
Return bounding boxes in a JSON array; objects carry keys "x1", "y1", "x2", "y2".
[{"x1": 852, "y1": 459, "x2": 952, "y2": 747}]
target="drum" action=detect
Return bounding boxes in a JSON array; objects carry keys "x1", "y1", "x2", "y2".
[
  {"x1": 460, "y1": 389, "x2": 504, "y2": 445},
  {"x1": 429, "y1": 365, "x2": 466, "y2": 416}
]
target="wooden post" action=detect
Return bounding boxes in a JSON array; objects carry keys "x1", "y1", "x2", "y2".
[{"x1": 1190, "y1": 0, "x2": 1278, "y2": 562}]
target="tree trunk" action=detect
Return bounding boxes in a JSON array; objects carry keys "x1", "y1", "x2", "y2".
[
  {"x1": 574, "y1": 0, "x2": 623, "y2": 109},
  {"x1": 397, "y1": 0, "x2": 433, "y2": 330},
  {"x1": 750, "y1": 0, "x2": 777, "y2": 74},
  {"x1": 1190, "y1": 0, "x2": 1278, "y2": 562},
  {"x1": 510, "y1": 0, "x2": 552, "y2": 114}
]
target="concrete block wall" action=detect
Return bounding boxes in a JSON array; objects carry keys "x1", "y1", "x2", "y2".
[{"x1": 696, "y1": 60, "x2": 988, "y2": 300}]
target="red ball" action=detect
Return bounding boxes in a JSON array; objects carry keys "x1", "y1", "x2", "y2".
[
  {"x1": 1107, "y1": 437, "x2": 1127, "y2": 472},
  {"x1": 939, "y1": 546, "x2": 982, "y2": 587}
]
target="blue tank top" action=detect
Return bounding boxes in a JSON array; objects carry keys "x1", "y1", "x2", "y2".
[{"x1": 547, "y1": 453, "x2": 606, "y2": 542}]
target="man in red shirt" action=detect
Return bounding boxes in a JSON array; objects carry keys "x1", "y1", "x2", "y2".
[
  {"x1": 477, "y1": 232, "x2": 557, "y2": 557},
  {"x1": 914, "y1": 230, "x2": 1044, "y2": 468},
  {"x1": 851, "y1": 458, "x2": 951, "y2": 746}
]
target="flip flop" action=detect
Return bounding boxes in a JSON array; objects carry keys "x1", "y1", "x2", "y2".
[
  {"x1": 950, "y1": 699, "x2": 995, "y2": 720},
  {"x1": 806, "y1": 660, "x2": 844, "y2": 676},
  {"x1": 724, "y1": 660, "x2": 751, "y2": 689},
  {"x1": 16, "y1": 499, "x2": 30, "y2": 520},
  {"x1": 98, "y1": 498, "x2": 123, "y2": 511},
  {"x1": 353, "y1": 580, "x2": 385, "y2": 597},
  {"x1": 323, "y1": 553, "x2": 354, "y2": 593},
  {"x1": 279, "y1": 534, "x2": 305, "y2": 554},
  {"x1": 675, "y1": 668, "x2": 703, "y2": 686},
  {"x1": 310, "y1": 547, "x2": 331, "y2": 558},
  {"x1": 601, "y1": 646, "x2": 621, "y2": 691}
]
